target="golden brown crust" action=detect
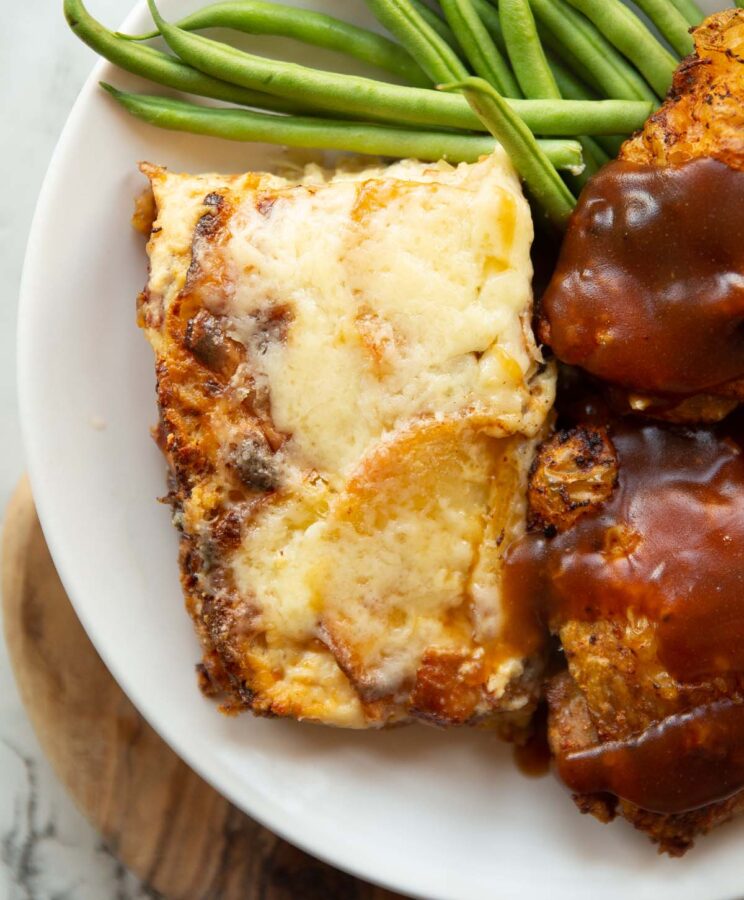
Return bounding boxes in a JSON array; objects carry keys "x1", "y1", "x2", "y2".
[
  {"x1": 527, "y1": 427, "x2": 618, "y2": 533},
  {"x1": 547, "y1": 670, "x2": 744, "y2": 856},
  {"x1": 602, "y1": 9, "x2": 744, "y2": 423},
  {"x1": 536, "y1": 417, "x2": 744, "y2": 852},
  {"x1": 140, "y1": 181, "x2": 288, "y2": 716},
  {"x1": 138, "y1": 157, "x2": 552, "y2": 730},
  {"x1": 621, "y1": 9, "x2": 744, "y2": 170}
]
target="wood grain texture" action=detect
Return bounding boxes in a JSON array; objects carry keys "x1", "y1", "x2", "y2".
[{"x1": 2, "y1": 477, "x2": 403, "y2": 900}]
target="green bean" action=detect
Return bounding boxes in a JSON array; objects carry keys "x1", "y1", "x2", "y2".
[
  {"x1": 119, "y1": 0, "x2": 430, "y2": 87},
  {"x1": 507, "y1": 99, "x2": 648, "y2": 138},
  {"x1": 546, "y1": 50, "x2": 598, "y2": 99},
  {"x1": 485, "y1": 0, "x2": 618, "y2": 168},
  {"x1": 536, "y1": 16, "x2": 605, "y2": 92},
  {"x1": 364, "y1": 0, "x2": 468, "y2": 83},
  {"x1": 441, "y1": 76, "x2": 575, "y2": 227},
  {"x1": 530, "y1": 51, "x2": 627, "y2": 157},
  {"x1": 471, "y1": 0, "x2": 507, "y2": 52},
  {"x1": 497, "y1": 1, "x2": 604, "y2": 186},
  {"x1": 477, "y1": 0, "x2": 585, "y2": 101},
  {"x1": 63, "y1": 0, "x2": 317, "y2": 113},
  {"x1": 582, "y1": 134, "x2": 612, "y2": 167},
  {"x1": 594, "y1": 134, "x2": 625, "y2": 156},
  {"x1": 409, "y1": 1, "x2": 476, "y2": 63},
  {"x1": 631, "y1": 0, "x2": 694, "y2": 57},
  {"x1": 147, "y1": 0, "x2": 652, "y2": 135},
  {"x1": 480, "y1": 0, "x2": 576, "y2": 101},
  {"x1": 526, "y1": 0, "x2": 658, "y2": 102},
  {"x1": 499, "y1": 0, "x2": 559, "y2": 98},
  {"x1": 668, "y1": 0, "x2": 704, "y2": 26},
  {"x1": 439, "y1": 0, "x2": 522, "y2": 95},
  {"x1": 484, "y1": 0, "x2": 643, "y2": 98},
  {"x1": 540, "y1": 64, "x2": 625, "y2": 159},
  {"x1": 564, "y1": 0, "x2": 677, "y2": 97},
  {"x1": 560, "y1": 133, "x2": 608, "y2": 195},
  {"x1": 571, "y1": 134, "x2": 609, "y2": 185},
  {"x1": 101, "y1": 82, "x2": 584, "y2": 170},
  {"x1": 409, "y1": 0, "x2": 466, "y2": 55}
]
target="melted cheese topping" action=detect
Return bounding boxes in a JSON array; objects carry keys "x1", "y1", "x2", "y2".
[
  {"x1": 143, "y1": 153, "x2": 555, "y2": 728},
  {"x1": 222, "y1": 158, "x2": 547, "y2": 481}
]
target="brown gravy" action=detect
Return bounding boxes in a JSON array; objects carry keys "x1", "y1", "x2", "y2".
[
  {"x1": 539, "y1": 159, "x2": 744, "y2": 395},
  {"x1": 514, "y1": 702, "x2": 551, "y2": 778},
  {"x1": 503, "y1": 423, "x2": 744, "y2": 812},
  {"x1": 557, "y1": 700, "x2": 744, "y2": 814}
]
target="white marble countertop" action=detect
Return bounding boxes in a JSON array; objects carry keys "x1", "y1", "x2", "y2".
[{"x1": 1, "y1": 2, "x2": 155, "y2": 896}]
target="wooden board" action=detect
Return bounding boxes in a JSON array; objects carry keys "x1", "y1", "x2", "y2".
[{"x1": 2, "y1": 478, "x2": 402, "y2": 900}]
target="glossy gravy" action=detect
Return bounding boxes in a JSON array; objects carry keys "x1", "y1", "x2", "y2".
[
  {"x1": 557, "y1": 700, "x2": 744, "y2": 814},
  {"x1": 540, "y1": 159, "x2": 744, "y2": 395},
  {"x1": 503, "y1": 423, "x2": 744, "y2": 813}
]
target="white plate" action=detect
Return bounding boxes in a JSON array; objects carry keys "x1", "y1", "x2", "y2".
[{"x1": 19, "y1": 2, "x2": 742, "y2": 898}]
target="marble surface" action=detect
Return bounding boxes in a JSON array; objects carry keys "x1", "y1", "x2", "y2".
[{"x1": 1, "y1": 2, "x2": 156, "y2": 896}]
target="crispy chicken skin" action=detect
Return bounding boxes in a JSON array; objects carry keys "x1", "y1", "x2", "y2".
[
  {"x1": 527, "y1": 427, "x2": 618, "y2": 534},
  {"x1": 540, "y1": 9, "x2": 744, "y2": 424},
  {"x1": 547, "y1": 672, "x2": 744, "y2": 856},
  {"x1": 618, "y1": 8, "x2": 744, "y2": 422},
  {"x1": 530, "y1": 423, "x2": 744, "y2": 855},
  {"x1": 621, "y1": 9, "x2": 744, "y2": 171}
]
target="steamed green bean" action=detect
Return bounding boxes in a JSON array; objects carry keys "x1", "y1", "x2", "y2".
[
  {"x1": 475, "y1": 0, "x2": 599, "y2": 102},
  {"x1": 484, "y1": 0, "x2": 650, "y2": 99},
  {"x1": 102, "y1": 83, "x2": 584, "y2": 169},
  {"x1": 147, "y1": 0, "x2": 652, "y2": 135},
  {"x1": 631, "y1": 0, "x2": 694, "y2": 57},
  {"x1": 564, "y1": 0, "x2": 677, "y2": 96},
  {"x1": 525, "y1": 0, "x2": 658, "y2": 102},
  {"x1": 547, "y1": 60, "x2": 624, "y2": 161},
  {"x1": 546, "y1": 50, "x2": 598, "y2": 99},
  {"x1": 499, "y1": 0, "x2": 558, "y2": 98},
  {"x1": 535, "y1": 15, "x2": 605, "y2": 93},
  {"x1": 471, "y1": 0, "x2": 507, "y2": 52},
  {"x1": 498, "y1": 0, "x2": 603, "y2": 186},
  {"x1": 409, "y1": 0, "x2": 467, "y2": 55},
  {"x1": 364, "y1": 0, "x2": 468, "y2": 83},
  {"x1": 63, "y1": 0, "x2": 317, "y2": 113},
  {"x1": 439, "y1": 0, "x2": 522, "y2": 95},
  {"x1": 120, "y1": 0, "x2": 430, "y2": 86},
  {"x1": 668, "y1": 0, "x2": 705, "y2": 26},
  {"x1": 442, "y1": 76, "x2": 575, "y2": 227}
]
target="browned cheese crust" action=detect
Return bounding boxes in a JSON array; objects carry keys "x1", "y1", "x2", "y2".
[
  {"x1": 136, "y1": 156, "x2": 555, "y2": 731},
  {"x1": 139, "y1": 184, "x2": 278, "y2": 714}
]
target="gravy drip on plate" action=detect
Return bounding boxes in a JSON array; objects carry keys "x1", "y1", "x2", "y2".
[
  {"x1": 540, "y1": 159, "x2": 744, "y2": 395},
  {"x1": 503, "y1": 424, "x2": 744, "y2": 813}
]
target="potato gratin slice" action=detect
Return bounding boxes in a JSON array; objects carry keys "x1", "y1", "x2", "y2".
[{"x1": 138, "y1": 152, "x2": 554, "y2": 730}]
